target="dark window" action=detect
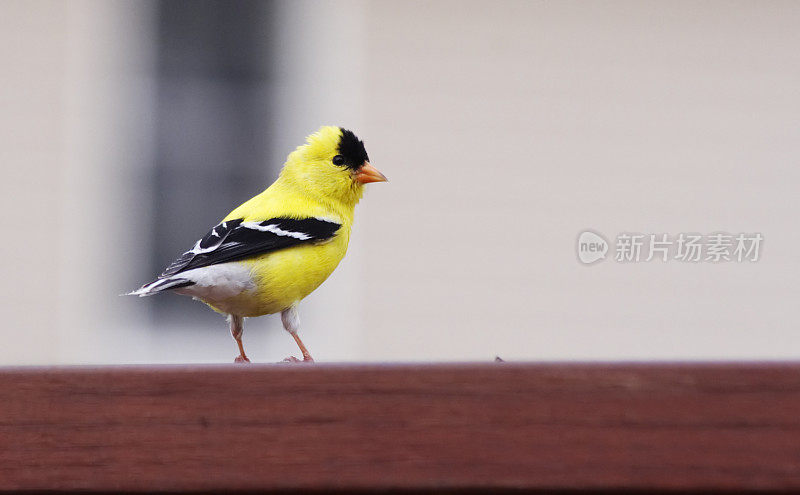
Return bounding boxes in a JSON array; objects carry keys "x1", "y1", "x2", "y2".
[{"x1": 149, "y1": 0, "x2": 277, "y2": 322}]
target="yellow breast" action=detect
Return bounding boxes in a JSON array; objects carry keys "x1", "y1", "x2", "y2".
[{"x1": 245, "y1": 225, "x2": 351, "y2": 315}]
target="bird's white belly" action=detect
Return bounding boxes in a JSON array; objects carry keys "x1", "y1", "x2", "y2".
[{"x1": 174, "y1": 262, "x2": 256, "y2": 312}]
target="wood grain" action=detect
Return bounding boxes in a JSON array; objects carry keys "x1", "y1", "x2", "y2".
[{"x1": 1, "y1": 363, "x2": 799, "y2": 492}]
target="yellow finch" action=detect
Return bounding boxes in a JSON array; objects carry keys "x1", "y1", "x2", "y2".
[{"x1": 130, "y1": 126, "x2": 386, "y2": 363}]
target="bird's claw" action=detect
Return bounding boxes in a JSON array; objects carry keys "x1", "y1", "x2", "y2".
[
  {"x1": 280, "y1": 355, "x2": 314, "y2": 363},
  {"x1": 234, "y1": 355, "x2": 251, "y2": 364}
]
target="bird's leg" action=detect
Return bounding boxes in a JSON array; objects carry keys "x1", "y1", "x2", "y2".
[
  {"x1": 280, "y1": 305, "x2": 314, "y2": 363},
  {"x1": 290, "y1": 332, "x2": 314, "y2": 362},
  {"x1": 229, "y1": 315, "x2": 250, "y2": 364}
]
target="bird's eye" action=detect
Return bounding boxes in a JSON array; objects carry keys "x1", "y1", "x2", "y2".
[{"x1": 332, "y1": 155, "x2": 345, "y2": 166}]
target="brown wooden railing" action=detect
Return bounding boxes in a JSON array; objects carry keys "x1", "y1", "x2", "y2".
[{"x1": 1, "y1": 363, "x2": 799, "y2": 492}]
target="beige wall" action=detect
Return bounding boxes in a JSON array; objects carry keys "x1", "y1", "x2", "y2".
[
  {"x1": 0, "y1": 1, "x2": 67, "y2": 362},
  {"x1": 358, "y1": 0, "x2": 800, "y2": 361},
  {"x1": 0, "y1": 0, "x2": 156, "y2": 363},
  {"x1": 0, "y1": 1, "x2": 798, "y2": 364}
]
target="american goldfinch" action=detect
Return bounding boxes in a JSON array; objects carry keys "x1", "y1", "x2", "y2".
[{"x1": 130, "y1": 126, "x2": 386, "y2": 363}]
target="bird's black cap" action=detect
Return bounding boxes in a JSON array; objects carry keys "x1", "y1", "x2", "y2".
[{"x1": 338, "y1": 127, "x2": 370, "y2": 170}]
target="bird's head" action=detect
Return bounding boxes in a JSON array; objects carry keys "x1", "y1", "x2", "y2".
[{"x1": 281, "y1": 126, "x2": 387, "y2": 206}]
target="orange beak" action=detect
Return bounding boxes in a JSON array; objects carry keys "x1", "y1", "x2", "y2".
[{"x1": 355, "y1": 162, "x2": 388, "y2": 184}]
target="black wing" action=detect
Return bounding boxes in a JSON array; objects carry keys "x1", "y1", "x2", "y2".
[{"x1": 161, "y1": 217, "x2": 341, "y2": 277}]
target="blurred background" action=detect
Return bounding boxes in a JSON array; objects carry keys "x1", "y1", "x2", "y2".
[{"x1": 1, "y1": 0, "x2": 799, "y2": 364}]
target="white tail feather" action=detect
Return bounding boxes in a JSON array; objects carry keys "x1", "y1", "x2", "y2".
[{"x1": 127, "y1": 277, "x2": 192, "y2": 297}]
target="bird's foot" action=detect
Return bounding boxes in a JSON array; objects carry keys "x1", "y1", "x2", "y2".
[
  {"x1": 234, "y1": 355, "x2": 251, "y2": 364},
  {"x1": 280, "y1": 355, "x2": 314, "y2": 363}
]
